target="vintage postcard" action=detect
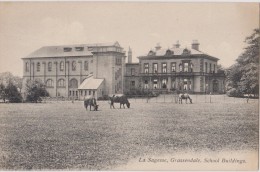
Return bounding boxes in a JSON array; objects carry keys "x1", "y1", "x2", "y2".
[{"x1": 0, "y1": 2, "x2": 258, "y2": 171}]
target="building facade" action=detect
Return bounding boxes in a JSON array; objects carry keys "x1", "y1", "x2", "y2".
[
  {"x1": 124, "y1": 41, "x2": 225, "y2": 94},
  {"x1": 22, "y1": 42, "x2": 126, "y2": 99},
  {"x1": 22, "y1": 40, "x2": 225, "y2": 99}
]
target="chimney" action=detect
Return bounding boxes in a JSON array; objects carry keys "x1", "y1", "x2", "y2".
[
  {"x1": 155, "y1": 43, "x2": 161, "y2": 51},
  {"x1": 191, "y1": 40, "x2": 200, "y2": 51},
  {"x1": 173, "y1": 40, "x2": 180, "y2": 48},
  {"x1": 128, "y1": 47, "x2": 132, "y2": 63}
]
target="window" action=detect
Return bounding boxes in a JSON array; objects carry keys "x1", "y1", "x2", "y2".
[
  {"x1": 153, "y1": 79, "x2": 158, "y2": 89},
  {"x1": 46, "y1": 79, "x2": 53, "y2": 87},
  {"x1": 37, "y1": 62, "x2": 40, "y2": 72},
  {"x1": 64, "y1": 47, "x2": 72, "y2": 52},
  {"x1": 69, "y1": 79, "x2": 78, "y2": 88},
  {"x1": 131, "y1": 68, "x2": 135, "y2": 76},
  {"x1": 72, "y1": 61, "x2": 76, "y2": 71},
  {"x1": 89, "y1": 91, "x2": 91, "y2": 95},
  {"x1": 184, "y1": 62, "x2": 189, "y2": 72},
  {"x1": 162, "y1": 79, "x2": 167, "y2": 88},
  {"x1": 116, "y1": 58, "x2": 122, "y2": 65},
  {"x1": 190, "y1": 63, "x2": 193, "y2": 72},
  {"x1": 25, "y1": 62, "x2": 29, "y2": 72},
  {"x1": 75, "y1": 47, "x2": 84, "y2": 51},
  {"x1": 144, "y1": 63, "x2": 149, "y2": 73},
  {"x1": 84, "y1": 61, "x2": 88, "y2": 71},
  {"x1": 131, "y1": 81, "x2": 135, "y2": 87},
  {"x1": 171, "y1": 63, "x2": 176, "y2": 72},
  {"x1": 183, "y1": 79, "x2": 188, "y2": 90},
  {"x1": 48, "y1": 62, "x2": 52, "y2": 71},
  {"x1": 205, "y1": 62, "x2": 208, "y2": 73},
  {"x1": 60, "y1": 62, "x2": 64, "y2": 71},
  {"x1": 162, "y1": 63, "x2": 167, "y2": 73},
  {"x1": 210, "y1": 63, "x2": 212, "y2": 73},
  {"x1": 179, "y1": 63, "x2": 183, "y2": 72},
  {"x1": 213, "y1": 64, "x2": 216, "y2": 73},
  {"x1": 57, "y1": 79, "x2": 65, "y2": 87},
  {"x1": 144, "y1": 80, "x2": 148, "y2": 89},
  {"x1": 153, "y1": 63, "x2": 158, "y2": 73}
]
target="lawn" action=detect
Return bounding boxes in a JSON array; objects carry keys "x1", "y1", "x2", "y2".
[{"x1": 0, "y1": 95, "x2": 258, "y2": 170}]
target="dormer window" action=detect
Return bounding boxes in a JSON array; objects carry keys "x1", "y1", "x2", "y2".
[
  {"x1": 182, "y1": 48, "x2": 190, "y2": 55},
  {"x1": 148, "y1": 50, "x2": 155, "y2": 56},
  {"x1": 64, "y1": 47, "x2": 72, "y2": 52},
  {"x1": 75, "y1": 47, "x2": 84, "y2": 51},
  {"x1": 165, "y1": 49, "x2": 173, "y2": 56}
]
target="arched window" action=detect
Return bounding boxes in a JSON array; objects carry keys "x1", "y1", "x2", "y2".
[
  {"x1": 57, "y1": 79, "x2": 65, "y2": 87},
  {"x1": 60, "y1": 62, "x2": 64, "y2": 71},
  {"x1": 25, "y1": 62, "x2": 29, "y2": 72},
  {"x1": 69, "y1": 78, "x2": 78, "y2": 88},
  {"x1": 48, "y1": 62, "x2": 52, "y2": 71},
  {"x1": 72, "y1": 61, "x2": 76, "y2": 71},
  {"x1": 84, "y1": 61, "x2": 88, "y2": 71},
  {"x1": 46, "y1": 79, "x2": 53, "y2": 87},
  {"x1": 37, "y1": 62, "x2": 41, "y2": 72}
]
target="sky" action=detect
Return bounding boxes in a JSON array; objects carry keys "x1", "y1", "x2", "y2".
[{"x1": 0, "y1": 2, "x2": 258, "y2": 76}]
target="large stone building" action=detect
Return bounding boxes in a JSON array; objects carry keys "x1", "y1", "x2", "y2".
[
  {"x1": 124, "y1": 41, "x2": 225, "y2": 94},
  {"x1": 22, "y1": 40, "x2": 225, "y2": 99},
  {"x1": 22, "y1": 42, "x2": 126, "y2": 99}
]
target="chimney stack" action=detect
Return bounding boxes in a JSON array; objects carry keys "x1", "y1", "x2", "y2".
[
  {"x1": 155, "y1": 43, "x2": 161, "y2": 51},
  {"x1": 191, "y1": 40, "x2": 200, "y2": 51},
  {"x1": 128, "y1": 47, "x2": 132, "y2": 63},
  {"x1": 173, "y1": 40, "x2": 180, "y2": 48}
]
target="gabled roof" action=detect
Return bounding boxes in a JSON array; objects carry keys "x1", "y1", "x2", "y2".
[
  {"x1": 23, "y1": 41, "x2": 121, "y2": 59},
  {"x1": 78, "y1": 75, "x2": 104, "y2": 90}
]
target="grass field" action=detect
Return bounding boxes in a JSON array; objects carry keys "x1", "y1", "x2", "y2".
[{"x1": 0, "y1": 95, "x2": 258, "y2": 170}]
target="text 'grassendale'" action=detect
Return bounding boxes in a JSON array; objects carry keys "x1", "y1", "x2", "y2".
[{"x1": 139, "y1": 157, "x2": 247, "y2": 164}]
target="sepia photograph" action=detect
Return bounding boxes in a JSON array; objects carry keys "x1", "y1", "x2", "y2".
[{"x1": 0, "y1": 2, "x2": 259, "y2": 171}]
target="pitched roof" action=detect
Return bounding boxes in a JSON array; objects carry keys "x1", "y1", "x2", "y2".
[
  {"x1": 23, "y1": 41, "x2": 121, "y2": 58},
  {"x1": 78, "y1": 75, "x2": 104, "y2": 90}
]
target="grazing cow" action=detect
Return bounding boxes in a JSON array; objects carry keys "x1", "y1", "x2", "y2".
[
  {"x1": 84, "y1": 97, "x2": 98, "y2": 111},
  {"x1": 109, "y1": 94, "x2": 130, "y2": 109},
  {"x1": 179, "y1": 93, "x2": 192, "y2": 104}
]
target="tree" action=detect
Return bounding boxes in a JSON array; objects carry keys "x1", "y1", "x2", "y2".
[
  {"x1": 0, "y1": 72, "x2": 23, "y2": 92},
  {"x1": 226, "y1": 29, "x2": 259, "y2": 99},
  {"x1": 25, "y1": 80, "x2": 49, "y2": 103},
  {"x1": 4, "y1": 83, "x2": 22, "y2": 103},
  {"x1": 0, "y1": 83, "x2": 6, "y2": 102}
]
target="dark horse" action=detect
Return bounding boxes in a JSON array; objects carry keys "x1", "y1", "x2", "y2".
[
  {"x1": 179, "y1": 93, "x2": 192, "y2": 104},
  {"x1": 84, "y1": 97, "x2": 98, "y2": 111},
  {"x1": 109, "y1": 94, "x2": 130, "y2": 109}
]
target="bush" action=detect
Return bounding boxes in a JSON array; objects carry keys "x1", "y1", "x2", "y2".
[
  {"x1": 227, "y1": 88, "x2": 244, "y2": 97},
  {"x1": 5, "y1": 83, "x2": 22, "y2": 103}
]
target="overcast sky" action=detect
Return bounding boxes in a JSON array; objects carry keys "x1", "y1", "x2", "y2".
[{"x1": 0, "y1": 2, "x2": 258, "y2": 76}]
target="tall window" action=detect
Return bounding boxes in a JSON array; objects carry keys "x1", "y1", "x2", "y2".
[
  {"x1": 205, "y1": 62, "x2": 208, "y2": 73},
  {"x1": 144, "y1": 80, "x2": 148, "y2": 89},
  {"x1": 213, "y1": 64, "x2": 216, "y2": 73},
  {"x1": 153, "y1": 79, "x2": 158, "y2": 89},
  {"x1": 171, "y1": 63, "x2": 176, "y2": 72},
  {"x1": 190, "y1": 63, "x2": 193, "y2": 72},
  {"x1": 72, "y1": 61, "x2": 76, "y2": 71},
  {"x1": 210, "y1": 63, "x2": 212, "y2": 73},
  {"x1": 179, "y1": 63, "x2": 183, "y2": 72},
  {"x1": 25, "y1": 62, "x2": 29, "y2": 72},
  {"x1": 131, "y1": 81, "x2": 135, "y2": 87},
  {"x1": 184, "y1": 62, "x2": 189, "y2": 72},
  {"x1": 37, "y1": 62, "x2": 40, "y2": 72},
  {"x1": 46, "y1": 79, "x2": 53, "y2": 87},
  {"x1": 84, "y1": 61, "x2": 88, "y2": 71},
  {"x1": 144, "y1": 63, "x2": 149, "y2": 73},
  {"x1": 153, "y1": 63, "x2": 158, "y2": 73},
  {"x1": 48, "y1": 62, "x2": 52, "y2": 71},
  {"x1": 60, "y1": 62, "x2": 64, "y2": 71},
  {"x1": 183, "y1": 79, "x2": 188, "y2": 90},
  {"x1": 162, "y1": 79, "x2": 167, "y2": 88},
  {"x1": 57, "y1": 79, "x2": 65, "y2": 87},
  {"x1": 131, "y1": 68, "x2": 135, "y2": 76},
  {"x1": 162, "y1": 63, "x2": 167, "y2": 73}
]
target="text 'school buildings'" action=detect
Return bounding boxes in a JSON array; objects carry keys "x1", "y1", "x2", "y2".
[{"x1": 22, "y1": 41, "x2": 225, "y2": 99}]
